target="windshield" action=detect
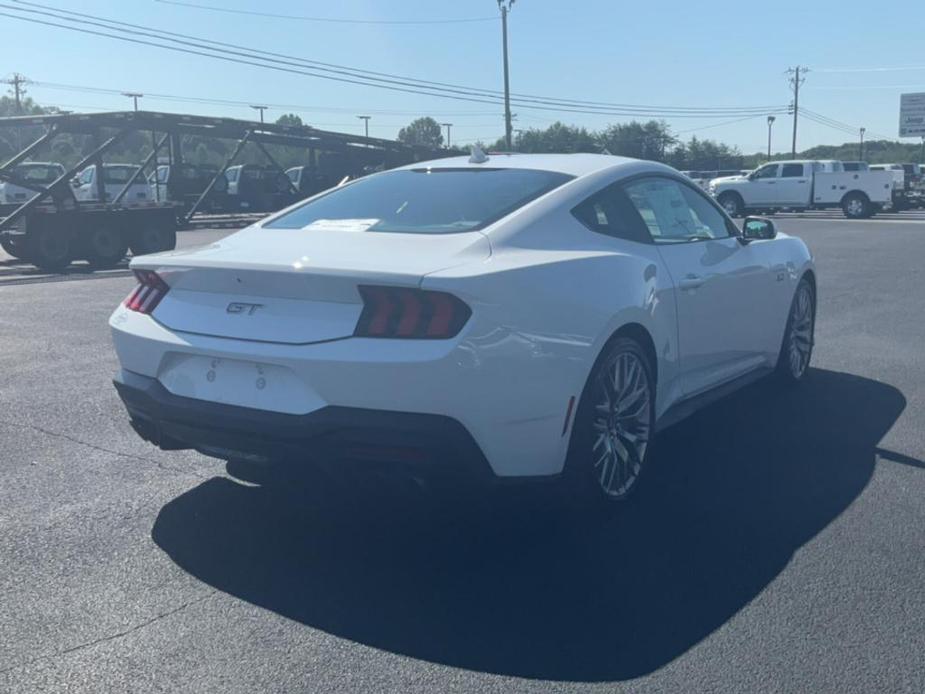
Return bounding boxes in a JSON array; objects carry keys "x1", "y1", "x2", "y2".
[
  {"x1": 103, "y1": 165, "x2": 140, "y2": 184},
  {"x1": 265, "y1": 167, "x2": 574, "y2": 234}
]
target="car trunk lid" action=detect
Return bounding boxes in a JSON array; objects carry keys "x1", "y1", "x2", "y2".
[{"x1": 131, "y1": 225, "x2": 490, "y2": 344}]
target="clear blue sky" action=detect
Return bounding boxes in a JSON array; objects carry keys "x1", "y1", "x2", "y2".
[{"x1": 4, "y1": 0, "x2": 925, "y2": 153}]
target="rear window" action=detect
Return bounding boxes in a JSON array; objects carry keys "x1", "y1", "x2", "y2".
[{"x1": 265, "y1": 168, "x2": 574, "y2": 234}]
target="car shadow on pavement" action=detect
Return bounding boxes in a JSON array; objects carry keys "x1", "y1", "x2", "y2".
[{"x1": 151, "y1": 368, "x2": 909, "y2": 682}]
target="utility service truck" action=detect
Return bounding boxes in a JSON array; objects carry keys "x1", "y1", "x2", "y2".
[{"x1": 709, "y1": 160, "x2": 893, "y2": 219}]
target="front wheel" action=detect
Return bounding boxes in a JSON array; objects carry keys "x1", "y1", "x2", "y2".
[
  {"x1": 718, "y1": 192, "x2": 744, "y2": 217},
  {"x1": 1, "y1": 237, "x2": 26, "y2": 259},
  {"x1": 776, "y1": 278, "x2": 815, "y2": 384},
  {"x1": 566, "y1": 337, "x2": 655, "y2": 510}
]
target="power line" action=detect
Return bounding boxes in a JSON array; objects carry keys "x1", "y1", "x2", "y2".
[
  {"x1": 4, "y1": 2, "x2": 789, "y2": 118},
  {"x1": 676, "y1": 114, "x2": 768, "y2": 134},
  {"x1": 152, "y1": 0, "x2": 498, "y2": 25},
  {"x1": 813, "y1": 65, "x2": 925, "y2": 74},
  {"x1": 28, "y1": 80, "x2": 503, "y2": 117}
]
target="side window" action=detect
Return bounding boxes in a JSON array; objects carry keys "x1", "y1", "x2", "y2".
[
  {"x1": 753, "y1": 164, "x2": 779, "y2": 179},
  {"x1": 781, "y1": 164, "x2": 805, "y2": 177},
  {"x1": 78, "y1": 167, "x2": 94, "y2": 185},
  {"x1": 623, "y1": 177, "x2": 732, "y2": 243},
  {"x1": 571, "y1": 183, "x2": 651, "y2": 244}
]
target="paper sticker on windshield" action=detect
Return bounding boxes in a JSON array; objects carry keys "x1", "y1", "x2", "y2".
[{"x1": 303, "y1": 218, "x2": 379, "y2": 232}]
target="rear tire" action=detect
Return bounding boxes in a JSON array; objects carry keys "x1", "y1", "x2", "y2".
[
  {"x1": 129, "y1": 223, "x2": 177, "y2": 256},
  {"x1": 718, "y1": 192, "x2": 744, "y2": 217},
  {"x1": 84, "y1": 226, "x2": 128, "y2": 269},
  {"x1": 775, "y1": 277, "x2": 815, "y2": 384},
  {"x1": 842, "y1": 192, "x2": 870, "y2": 219},
  {"x1": 565, "y1": 337, "x2": 656, "y2": 514}
]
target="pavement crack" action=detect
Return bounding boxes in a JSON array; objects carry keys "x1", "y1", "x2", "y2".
[
  {"x1": 0, "y1": 418, "x2": 208, "y2": 479},
  {"x1": 0, "y1": 591, "x2": 219, "y2": 676}
]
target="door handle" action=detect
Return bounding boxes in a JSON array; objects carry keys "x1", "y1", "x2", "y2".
[{"x1": 679, "y1": 274, "x2": 705, "y2": 290}]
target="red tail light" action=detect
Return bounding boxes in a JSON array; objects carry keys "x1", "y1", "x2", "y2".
[
  {"x1": 355, "y1": 286, "x2": 471, "y2": 339},
  {"x1": 124, "y1": 269, "x2": 169, "y2": 314}
]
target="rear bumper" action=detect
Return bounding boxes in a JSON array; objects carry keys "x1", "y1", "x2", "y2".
[{"x1": 113, "y1": 369, "x2": 496, "y2": 483}]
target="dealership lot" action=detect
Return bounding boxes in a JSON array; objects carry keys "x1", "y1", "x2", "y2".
[{"x1": 1, "y1": 216, "x2": 925, "y2": 692}]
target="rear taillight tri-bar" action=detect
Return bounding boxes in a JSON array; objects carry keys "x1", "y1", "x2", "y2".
[
  {"x1": 355, "y1": 285, "x2": 471, "y2": 339},
  {"x1": 124, "y1": 269, "x2": 169, "y2": 314}
]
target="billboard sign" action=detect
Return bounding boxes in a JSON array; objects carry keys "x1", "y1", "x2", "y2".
[{"x1": 899, "y1": 92, "x2": 925, "y2": 137}]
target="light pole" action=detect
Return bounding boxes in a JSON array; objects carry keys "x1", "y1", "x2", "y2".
[
  {"x1": 859, "y1": 127, "x2": 866, "y2": 161},
  {"x1": 250, "y1": 105, "x2": 267, "y2": 123},
  {"x1": 767, "y1": 115, "x2": 775, "y2": 158},
  {"x1": 440, "y1": 122, "x2": 452, "y2": 148},
  {"x1": 122, "y1": 92, "x2": 143, "y2": 111},
  {"x1": 498, "y1": 0, "x2": 515, "y2": 151},
  {"x1": 357, "y1": 115, "x2": 371, "y2": 139}
]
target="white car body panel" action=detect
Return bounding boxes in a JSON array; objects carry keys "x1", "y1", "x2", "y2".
[
  {"x1": 73, "y1": 164, "x2": 150, "y2": 203},
  {"x1": 111, "y1": 153, "x2": 814, "y2": 478}
]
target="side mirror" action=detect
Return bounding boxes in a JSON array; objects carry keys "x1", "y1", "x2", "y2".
[{"x1": 741, "y1": 216, "x2": 776, "y2": 242}]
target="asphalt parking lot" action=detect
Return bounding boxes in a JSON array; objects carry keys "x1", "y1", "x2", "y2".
[{"x1": 2, "y1": 213, "x2": 925, "y2": 693}]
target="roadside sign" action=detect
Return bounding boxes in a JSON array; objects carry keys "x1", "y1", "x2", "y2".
[{"x1": 899, "y1": 92, "x2": 925, "y2": 137}]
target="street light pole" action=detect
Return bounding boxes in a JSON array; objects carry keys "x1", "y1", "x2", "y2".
[
  {"x1": 498, "y1": 1, "x2": 515, "y2": 151},
  {"x1": 357, "y1": 115, "x2": 371, "y2": 139},
  {"x1": 859, "y1": 127, "x2": 866, "y2": 161},
  {"x1": 122, "y1": 92, "x2": 143, "y2": 111},
  {"x1": 250, "y1": 105, "x2": 267, "y2": 123},
  {"x1": 440, "y1": 122, "x2": 452, "y2": 149},
  {"x1": 767, "y1": 115, "x2": 776, "y2": 158}
]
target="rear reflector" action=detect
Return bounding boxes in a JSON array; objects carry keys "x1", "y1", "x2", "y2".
[
  {"x1": 124, "y1": 269, "x2": 169, "y2": 314},
  {"x1": 355, "y1": 285, "x2": 471, "y2": 339}
]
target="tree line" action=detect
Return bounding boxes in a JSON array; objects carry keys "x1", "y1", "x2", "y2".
[{"x1": 397, "y1": 115, "x2": 925, "y2": 169}]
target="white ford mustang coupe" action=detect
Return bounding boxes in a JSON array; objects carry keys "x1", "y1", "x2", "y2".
[{"x1": 110, "y1": 152, "x2": 815, "y2": 507}]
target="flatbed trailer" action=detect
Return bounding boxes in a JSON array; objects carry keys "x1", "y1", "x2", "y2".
[{"x1": 0, "y1": 111, "x2": 436, "y2": 271}]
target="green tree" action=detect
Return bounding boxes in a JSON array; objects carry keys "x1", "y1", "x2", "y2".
[
  {"x1": 669, "y1": 136, "x2": 743, "y2": 170},
  {"x1": 598, "y1": 120, "x2": 675, "y2": 161},
  {"x1": 397, "y1": 117, "x2": 444, "y2": 148},
  {"x1": 276, "y1": 113, "x2": 303, "y2": 127},
  {"x1": 506, "y1": 121, "x2": 598, "y2": 153}
]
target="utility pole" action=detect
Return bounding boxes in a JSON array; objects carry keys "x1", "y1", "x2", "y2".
[
  {"x1": 122, "y1": 91, "x2": 143, "y2": 111},
  {"x1": 859, "y1": 127, "x2": 866, "y2": 161},
  {"x1": 767, "y1": 115, "x2": 775, "y2": 158},
  {"x1": 357, "y1": 115, "x2": 371, "y2": 139},
  {"x1": 498, "y1": 1, "x2": 515, "y2": 151},
  {"x1": 250, "y1": 105, "x2": 267, "y2": 123},
  {"x1": 440, "y1": 122, "x2": 452, "y2": 149},
  {"x1": 3, "y1": 73, "x2": 27, "y2": 113},
  {"x1": 787, "y1": 66, "x2": 807, "y2": 158}
]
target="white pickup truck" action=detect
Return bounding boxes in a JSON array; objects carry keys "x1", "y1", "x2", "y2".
[
  {"x1": 709, "y1": 160, "x2": 893, "y2": 219},
  {"x1": 0, "y1": 162, "x2": 66, "y2": 204},
  {"x1": 72, "y1": 164, "x2": 150, "y2": 203}
]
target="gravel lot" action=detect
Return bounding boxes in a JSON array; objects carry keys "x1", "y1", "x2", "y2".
[{"x1": 1, "y1": 215, "x2": 924, "y2": 693}]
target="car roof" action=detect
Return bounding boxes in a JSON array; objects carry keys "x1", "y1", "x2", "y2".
[{"x1": 397, "y1": 152, "x2": 641, "y2": 178}]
